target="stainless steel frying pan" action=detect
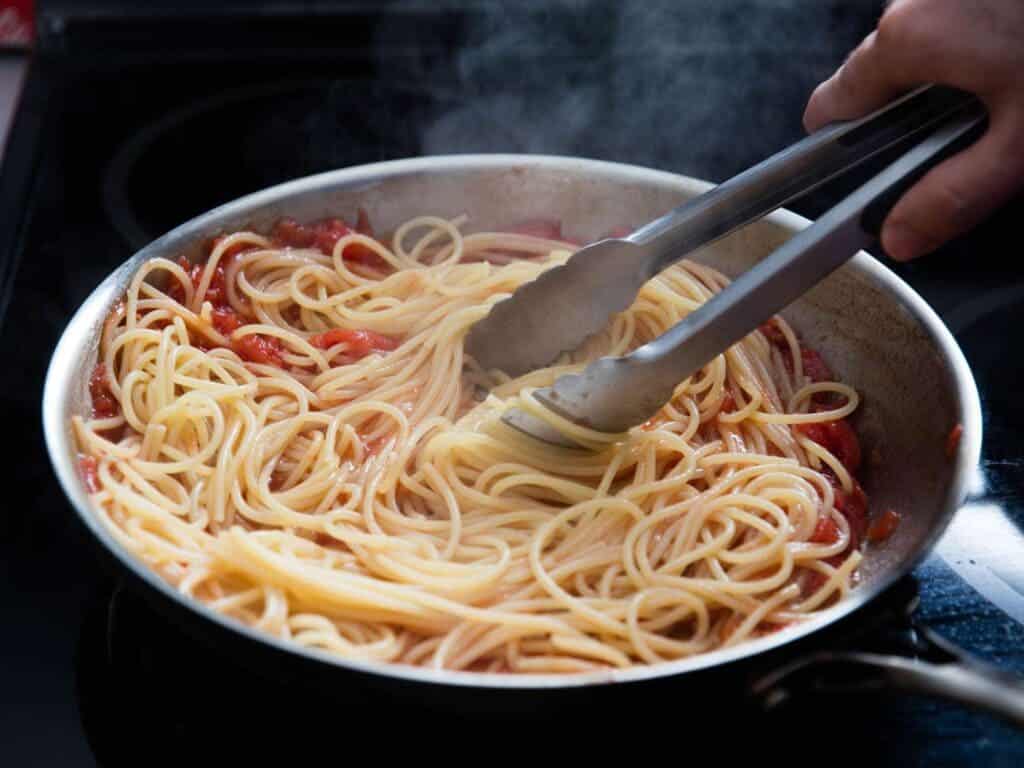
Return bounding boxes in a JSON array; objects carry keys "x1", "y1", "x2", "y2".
[{"x1": 42, "y1": 155, "x2": 1019, "y2": 720}]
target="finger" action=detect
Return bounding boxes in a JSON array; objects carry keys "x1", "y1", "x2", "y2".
[
  {"x1": 880, "y1": 111, "x2": 1024, "y2": 260},
  {"x1": 804, "y1": 31, "x2": 923, "y2": 132},
  {"x1": 803, "y1": 0, "x2": 969, "y2": 132}
]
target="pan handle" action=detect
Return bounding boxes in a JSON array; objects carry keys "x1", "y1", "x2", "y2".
[{"x1": 752, "y1": 622, "x2": 1024, "y2": 728}]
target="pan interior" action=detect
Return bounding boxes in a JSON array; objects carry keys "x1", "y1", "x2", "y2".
[{"x1": 44, "y1": 156, "x2": 979, "y2": 688}]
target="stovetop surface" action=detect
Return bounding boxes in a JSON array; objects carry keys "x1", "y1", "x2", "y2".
[{"x1": 3, "y1": 4, "x2": 1024, "y2": 765}]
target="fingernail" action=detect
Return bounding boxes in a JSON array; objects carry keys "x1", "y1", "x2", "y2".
[{"x1": 881, "y1": 222, "x2": 927, "y2": 262}]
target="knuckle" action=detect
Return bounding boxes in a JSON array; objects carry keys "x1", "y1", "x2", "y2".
[
  {"x1": 833, "y1": 45, "x2": 867, "y2": 98},
  {"x1": 831, "y1": 63, "x2": 855, "y2": 102}
]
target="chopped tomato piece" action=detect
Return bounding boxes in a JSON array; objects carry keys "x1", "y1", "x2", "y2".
[
  {"x1": 797, "y1": 418, "x2": 862, "y2": 474},
  {"x1": 802, "y1": 570, "x2": 828, "y2": 596},
  {"x1": 89, "y1": 363, "x2": 119, "y2": 418},
  {"x1": 831, "y1": 419, "x2": 862, "y2": 473},
  {"x1": 341, "y1": 242, "x2": 386, "y2": 269},
  {"x1": 79, "y1": 455, "x2": 100, "y2": 493},
  {"x1": 800, "y1": 347, "x2": 832, "y2": 383},
  {"x1": 946, "y1": 423, "x2": 963, "y2": 459},
  {"x1": 211, "y1": 306, "x2": 244, "y2": 336},
  {"x1": 271, "y1": 215, "x2": 387, "y2": 269},
  {"x1": 309, "y1": 218, "x2": 352, "y2": 254},
  {"x1": 203, "y1": 305, "x2": 282, "y2": 366},
  {"x1": 314, "y1": 531, "x2": 336, "y2": 548},
  {"x1": 269, "y1": 471, "x2": 286, "y2": 492},
  {"x1": 719, "y1": 391, "x2": 737, "y2": 414},
  {"x1": 202, "y1": 263, "x2": 230, "y2": 306},
  {"x1": 758, "y1": 323, "x2": 832, "y2": 385},
  {"x1": 803, "y1": 477, "x2": 869, "y2": 589},
  {"x1": 309, "y1": 328, "x2": 400, "y2": 358},
  {"x1": 166, "y1": 251, "x2": 242, "y2": 308},
  {"x1": 344, "y1": 245, "x2": 386, "y2": 268},
  {"x1": 765, "y1": 330, "x2": 837, "y2": 400},
  {"x1": 362, "y1": 435, "x2": 388, "y2": 456},
  {"x1": 346, "y1": 208, "x2": 387, "y2": 266},
  {"x1": 834, "y1": 480, "x2": 868, "y2": 551},
  {"x1": 234, "y1": 334, "x2": 284, "y2": 367},
  {"x1": 867, "y1": 509, "x2": 901, "y2": 543},
  {"x1": 810, "y1": 514, "x2": 841, "y2": 544},
  {"x1": 166, "y1": 256, "x2": 193, "y2": 304},
  {"x1": 759, "y1": 319, "x2": 788, "y2": 349},
  {"x1": 270, "y1": 217, "x2": 316, "y2": 248}
]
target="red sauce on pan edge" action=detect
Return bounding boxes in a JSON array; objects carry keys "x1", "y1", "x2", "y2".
[
  {"x1": 166, "y1": 212, "x2": 402, "y2": 369},
  {"x1": 80, "y1": 213, "x2": 404, "y2": 492},
  {"x1": 946, "y1": 423, "x2": 963, "y2": 459},
  {"x1": 759, "y1": 318, "x2": 897, "y2": 598}
]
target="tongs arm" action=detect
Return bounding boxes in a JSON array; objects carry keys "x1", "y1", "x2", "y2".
[
  {"x1": 633, "y1": 108, "x2": 988, "y2": 390},
  {"x1": 510, "y1": 103, "x2": 987, "y2": 444},
  {"x1": 630, "y1": 85, "x2": 981, "y2": 274},
  {"x1": 467, "y1": 86, "x2": 983, "y2": 378}
]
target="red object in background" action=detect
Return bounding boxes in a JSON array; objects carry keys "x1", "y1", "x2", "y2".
[{"x1": 0, "y1": 1, "x2": 33, "y2": 46}]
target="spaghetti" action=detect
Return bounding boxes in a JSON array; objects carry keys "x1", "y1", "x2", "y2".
[{"x1": 74, "y1": 212, "x2": 873, "y2": 673}]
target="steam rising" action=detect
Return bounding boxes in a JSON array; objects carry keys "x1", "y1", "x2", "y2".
[{"x1": 375, "y1": 0, "x2": 880, "y2": 186}]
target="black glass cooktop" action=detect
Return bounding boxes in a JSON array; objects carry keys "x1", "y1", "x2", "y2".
[{"x1": 3, "y1": 3, "x2": 1024, "y2": 765}]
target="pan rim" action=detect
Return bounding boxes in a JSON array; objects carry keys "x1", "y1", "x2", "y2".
[{"x1": 42, "y1": 153, "x2": 983, "y2": 690}]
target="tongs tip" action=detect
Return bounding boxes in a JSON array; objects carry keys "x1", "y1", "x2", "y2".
[{"x1": 500, "y1": 406, "x2": 583, "y2": 449}]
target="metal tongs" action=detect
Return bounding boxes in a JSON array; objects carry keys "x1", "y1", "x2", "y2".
[{"x1": 464, "y1": 85, "x2": 987, "y2": 447}]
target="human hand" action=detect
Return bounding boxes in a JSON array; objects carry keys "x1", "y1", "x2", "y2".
[{"x1": 803, "y1": 0, "x2": 1024, "y2": 260}]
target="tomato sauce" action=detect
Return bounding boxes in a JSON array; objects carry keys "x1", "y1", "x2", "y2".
[
  {"x1": 809, "y1": 515, "x2": 841, "y2": 545},
  {"x1": 758, "y1": 319, "x2": 788, "y2": 348},
  {"x1": 270, "y1": 210, "x2": 387, "y2": 270},
  {"x1": 160, "y1": 215, "x2": 410, "y2": 371},
  {"x1": 800, "y1": 346, "x2": 833, "y2": 384},
  {"x1": 802, "y1": 571, "x2": 829, "y2": 597},
  {"x1": 205, "y1": 303, "x2": 284, "y2": 367},
  {"x1": 269, "y1": 471, "x2": 287, "y2": 492},
  {"x1": 308, "y1": 328, "x2": 400, "y2": 358},
  {"x1": 314, "y1": 531, "x2": 337, "y2": 548},
  {"x1": 833, "y1": 480, "x2": 869, "y2": 551},
  {"x1": 756, "y1": 320, "x2": 897, "y2": 593},
  {"x1": 233, "y1": 334, "x2": 285, "y2": 367},
  {"x1": 211, "y1": 305, "x2": 243, "y2": 335},
  {"x1": 166, "y1": 242, "x2": 249, "y2": 308},
  {"x1": 946, "y1": 423, "x2": 963, "y2": 459},
  {"x1": 867, "y1": 509, "x2": 901, "y2": 543},
  {"x1": 89, "y1": 363, "x2": 119, "y2": 419},
  {"x1": 79, "y1": 455, "x2": 100, "y2": 493},
  {"x1": 796, "y1": 418, "x2": 862, "y2": 474},
  {"x1": 719, "y1": 391, "x2": 737, "y2": 414},
  {"x1": 362, "y1": 435, "x2": 388, "y2": 456}
]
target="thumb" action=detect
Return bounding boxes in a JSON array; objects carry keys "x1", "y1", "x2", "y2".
[{"x1": 880, "y1": 111, "x2": 1024, "y2": 260}]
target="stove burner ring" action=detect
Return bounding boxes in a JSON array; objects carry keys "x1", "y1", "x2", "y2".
[
  {"x1": 102, "y1": 78, "x2": 454, "y2": 251},
  {"x1": 102, "y1": 81, "x2": 333, "y2": 250}
]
